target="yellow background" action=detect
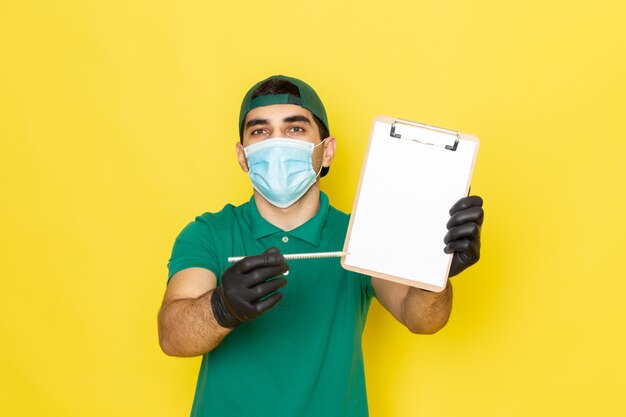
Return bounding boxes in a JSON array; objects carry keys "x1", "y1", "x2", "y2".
[{"x1": 1, "y1": 0, "x2": 625, "y2": 416}]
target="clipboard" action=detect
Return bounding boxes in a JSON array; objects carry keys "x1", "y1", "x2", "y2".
[{"x1": 340, "y1": 115, "x2": 479, "y2": 292}]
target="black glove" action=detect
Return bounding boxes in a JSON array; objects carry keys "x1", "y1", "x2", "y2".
[
  {"x1": 211, "y1": 247, "x2": 289, "y2": 328},
  {"x1": 444, "y1": 196, "x2": 484, "y2": 277}
]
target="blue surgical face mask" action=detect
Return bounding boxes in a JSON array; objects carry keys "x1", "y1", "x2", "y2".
[{"x1": 244, "y1": 138, "x2": 326, "y2": 208}]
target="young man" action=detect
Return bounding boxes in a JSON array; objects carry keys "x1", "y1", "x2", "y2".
[{"x1": 158, "y1": 75, "x2": 484, "y2": 417}]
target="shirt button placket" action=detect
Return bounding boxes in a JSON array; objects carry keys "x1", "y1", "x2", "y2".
[{"x1": 280, "y1": 236, "x2": 290, "y2": 275}]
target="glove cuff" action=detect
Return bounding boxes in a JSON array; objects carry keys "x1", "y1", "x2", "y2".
[{"x1": 210, "y1": 288, "x2": 240, "y2": 329}]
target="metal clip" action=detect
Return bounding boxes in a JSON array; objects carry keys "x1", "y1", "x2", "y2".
[{"x1": 390, "y1": 119, "x2": 459, "y2": 151}]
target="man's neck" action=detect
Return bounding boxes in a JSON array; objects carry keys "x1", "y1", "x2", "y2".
[{"x1": 253, "y1": 183, "x2": 321, "y2": 231}]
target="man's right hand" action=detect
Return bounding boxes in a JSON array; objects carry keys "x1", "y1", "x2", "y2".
[{"x1": 210, "y1": 247, "x2": 289, "y2": 328}]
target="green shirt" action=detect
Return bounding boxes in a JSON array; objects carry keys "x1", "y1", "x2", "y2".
[{"x1": 167, "y1": 192, "x2": 375, "y2": 417}]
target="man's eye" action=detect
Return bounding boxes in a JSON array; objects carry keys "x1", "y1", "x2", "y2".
[
  {"x1": 289, "y1": 126, "x2": 305, "y2": 133},
  {"x1": 251, "y1": 128, "x2": 265, "y2": 135}
]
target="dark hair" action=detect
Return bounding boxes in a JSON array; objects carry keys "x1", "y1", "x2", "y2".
[{"x1": 245, "y1": 78, "x2": 330, "y2": 177}]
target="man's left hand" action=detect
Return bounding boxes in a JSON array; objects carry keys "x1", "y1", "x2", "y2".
[{"x1": 444, "y1": 195, "x2": 484, "y2": 277}]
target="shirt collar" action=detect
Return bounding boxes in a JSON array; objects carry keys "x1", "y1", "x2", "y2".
[{"x1": 245, "y1": 192, "x2": 330, "y2": 247}]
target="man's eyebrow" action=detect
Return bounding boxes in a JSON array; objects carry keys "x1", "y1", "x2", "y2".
[
  {"x1": 283, "y1": 115, "x2": 312, "y2": 125},
  {"x1": 245, "y1": 118, "x2": 269, "y2": 129}
]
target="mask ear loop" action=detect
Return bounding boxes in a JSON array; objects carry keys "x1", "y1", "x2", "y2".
[{"x1": 313, "y1": 138, "x2": 328, "y2": 178}]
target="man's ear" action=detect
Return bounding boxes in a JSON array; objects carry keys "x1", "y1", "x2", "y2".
[
  {"x1": 235, "y1": 142, "x2": 249, "y2": 173},
  {"x1": 322, "y1": 136, "x2": 336, "y2": 168}
]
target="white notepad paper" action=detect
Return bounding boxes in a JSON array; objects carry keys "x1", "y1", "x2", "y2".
[{"x1": 341, "y1": 116, "x2": 479, "y2": 292}]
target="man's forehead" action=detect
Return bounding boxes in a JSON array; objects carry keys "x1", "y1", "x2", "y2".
[{"x1": 244, "y1": 104, "x2": 314, "y2": 124}]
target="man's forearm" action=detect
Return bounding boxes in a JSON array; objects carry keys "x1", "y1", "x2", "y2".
[
  {"x1": 402, "y1": 281, "x2": 453, "y2": 334},
  {"x1": 158, "y1": 289, "x2": 231, "y2": 357}
]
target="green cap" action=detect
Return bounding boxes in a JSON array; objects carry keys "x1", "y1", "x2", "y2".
[{"x1": 238, "y1": 75, "x2": 329, "y2": 138}]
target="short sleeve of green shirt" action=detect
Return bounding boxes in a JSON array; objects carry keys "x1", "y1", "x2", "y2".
[{"x1": 167, "y1": 212, "x2": 224, "y2": 282}]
